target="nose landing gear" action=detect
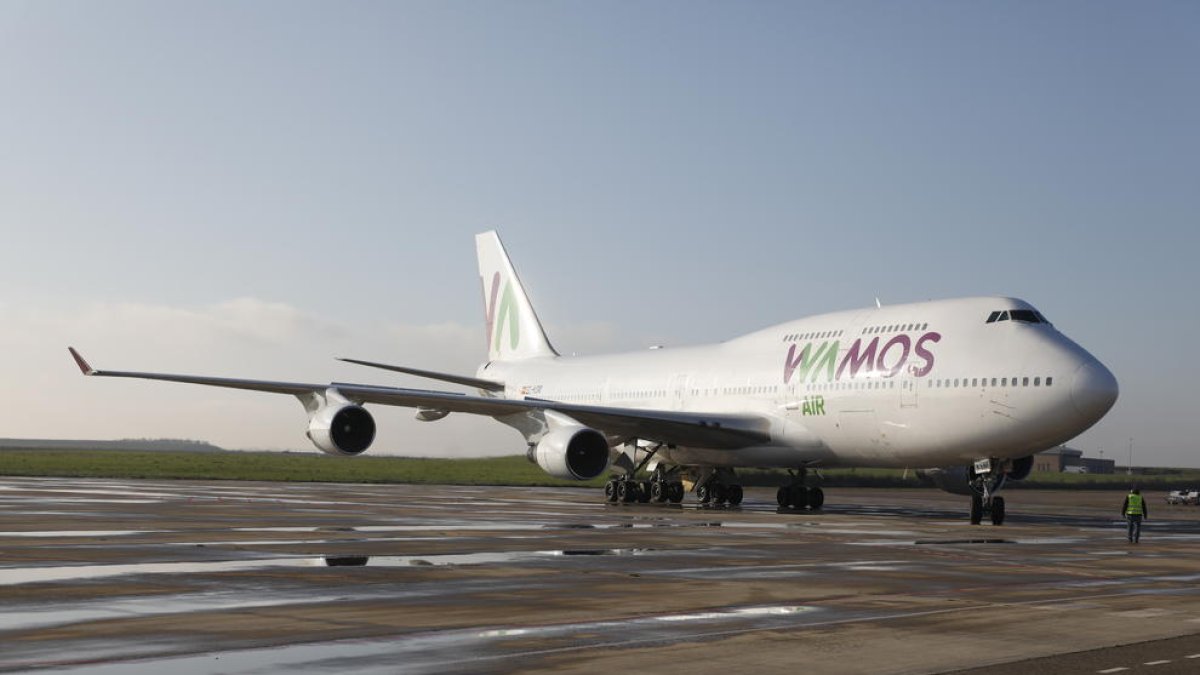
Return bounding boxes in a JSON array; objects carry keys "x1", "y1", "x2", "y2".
[{"x1": 969, "y1": 459, "x2": 1007, "y2": 525}]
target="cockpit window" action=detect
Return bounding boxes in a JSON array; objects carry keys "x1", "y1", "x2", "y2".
[{"x1": 986, "y1": 308, "x2": 1051, "y2": 325}]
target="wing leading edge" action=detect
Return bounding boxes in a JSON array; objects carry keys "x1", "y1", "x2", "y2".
[{"x1": 67, "y1": 348, "x2": 771, "y2": 450}]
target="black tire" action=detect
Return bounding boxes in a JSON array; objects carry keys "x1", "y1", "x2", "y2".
[
  {"x1": 991, "y1": 496, "x2": 1006, "y2": 525},
  {"x1": 727, "y1": 484, "x2": 744, "y2": 506},
  {"x1": 651, "y1": 481, "x2": 666, "y2": 503},
  {"x1": 790, "y1": 485, "x2": 810, "y2": 510},
  {"x1": 604, "y1": 480, "x2": 618, "y2": 503},
  {"x1": 777, "y1": 486, "x2": 790, "y2": 508},
  {"x1": 618, "y1": 481, "x2": 633, "y2": 503},
  {"x1": 697, "y1": 484, "x2": 711, "y2": 504},
  {"x1": 970, "y1": 494, "x2": 983, "y2": 525},
  {"x1": 669, "y1": 482, "x2": 685, "y2": 504},
  {"x1": 808, "y1": 487, "x2": 824, "y2": 510},
  {"x1": 711, "y1": 483, "x2": 728, "y2": 505},
  {"x1": 637, "y1": 480, "x2": 652, "y2": 504}
]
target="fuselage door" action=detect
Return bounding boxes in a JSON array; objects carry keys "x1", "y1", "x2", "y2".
[{"x1": 670, "y1": 373, "x2": 690, "y2": 410}]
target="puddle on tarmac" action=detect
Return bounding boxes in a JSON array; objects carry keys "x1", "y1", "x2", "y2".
[
  {"x1": 914, "y1": 538, "x2": 1015, "y2": 545},
  {"x1": 0, "y1": 548, "x2": 662, "y2": 585},
  {"x1": 0, "y1": 591, "x2": 356, "y2": 631},
  {"x1": 19, "y1": 604, "x2": 819, "y2": 674},
  {"x1": 0, "y1": 531, "x2": 157, "y2": 538}
]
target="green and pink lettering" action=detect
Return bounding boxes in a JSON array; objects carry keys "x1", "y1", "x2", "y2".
[{"x1": 783, "y1": 331, "x2": 941, "y2": 384}]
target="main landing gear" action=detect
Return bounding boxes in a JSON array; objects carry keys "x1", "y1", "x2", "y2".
[
  {"x1": 776, "y1": 468, "x2": 823, "y2": 511},
  {"x1": 968, "y1": 458, "x2": 1007, "y2": 526},
  {"x1": 604, "y1": 474, "x2": 685, "y2": 504},
  {"x1": 604, "y1": 442, "x2": 685, "y2": 504}
]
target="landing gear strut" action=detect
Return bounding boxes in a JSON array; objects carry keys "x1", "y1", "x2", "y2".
[
  {"x1": 776, "y1": 468, "x2": 823, "y2": 511},
  {"x1": 969, "y1": 459, "x2": 1007, "y2": 526}
]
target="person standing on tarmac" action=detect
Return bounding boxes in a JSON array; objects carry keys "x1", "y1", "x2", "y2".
[{"x1": 1122, "y1": 488, "x2": 1147, "y2": 544}]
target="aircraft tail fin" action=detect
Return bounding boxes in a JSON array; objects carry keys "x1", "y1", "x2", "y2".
[{"x1": 475, "y1": 231, "x2": 558, "y2": 362}]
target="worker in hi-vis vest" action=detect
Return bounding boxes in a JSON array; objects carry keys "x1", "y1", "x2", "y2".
[{"x1": 1122, "y1": 488, "x2": 1148, "y2": 544}]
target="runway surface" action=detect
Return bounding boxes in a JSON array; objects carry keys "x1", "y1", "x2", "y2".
[{"x1": 1, "y1": 477, "x2": 1199, "y2": 674}]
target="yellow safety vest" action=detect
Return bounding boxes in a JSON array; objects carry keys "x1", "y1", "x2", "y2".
[{"x1": 1126, "y1": 493, "x2": 1144, "y2": 516}]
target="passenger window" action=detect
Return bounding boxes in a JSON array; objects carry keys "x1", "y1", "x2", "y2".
[
  {"x1": 991, "y1": 378, "x2": 997, "y2": 387},
  {"x1": 1023, "y1": 377, "x2": 1029, "y2": 386},
  {"x1": 1001, "y1": 378, "x2": 1007, "y2": 386},
  {"x1": 1046, "y1": 377, "x2": 1053, "y2": 386},
  {"x1": 1034, "y1": 377, "x2": 1041, "y2": 386},
  {"x1": 972, "y1": 378, "x2": 978, "y2": 386}
]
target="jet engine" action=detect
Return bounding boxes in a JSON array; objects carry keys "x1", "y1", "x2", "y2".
[
  {"x1": 306, "y1": 403, "x2": 376, "y2": 456},
  {"x1": 528, "y1": 425, "x2": 610, "y2": 480},
  {"x1": 1005, "y1": 455, "x2": 1034, "y2": 481}
]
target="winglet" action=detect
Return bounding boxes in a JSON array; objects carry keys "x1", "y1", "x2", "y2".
[{"x1": 68, "y1": 347, "x2": 96, "y2": 375}]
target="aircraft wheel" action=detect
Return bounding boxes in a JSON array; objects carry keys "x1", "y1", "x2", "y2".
[
  {"x1": 618, "y1": 481, "x2": 634, "y2": 503},
  {"x1": 668, "y1": 482, "x2": 685, "y2": 504},
  {"x1": 697, "y1": 484, "x2": 711, "y2": 504},
  {"x1": 651, "y1": 481, "x2": 666, "y2": 503},
  {"x1": 604, "y1": 480, "x2": 618, "y2": 503},
  {"x1": 808, "y1": 487, "x2": 824, "y2": 510},
  {"x1": 776, "y1": 486, "x2": 790, "y2": 508},
  {"x1": 711, "y1": 483, "x2": 728, "y2": 505},
  {"x1": 727, "y1": 484, "x2": 744, "y2": 506},
  {"x1": 637, "y1": 480, "x2": 652, "y2": 504},
  {"x1": 789, "y1": 485, "x2": 810, "y2": 510},
  {"x1": 991, "y1": 496, "x2": 1006, "y2": 525},
  {"x1": 970, "y1": 495, "x2": 983, "y2": 525}
]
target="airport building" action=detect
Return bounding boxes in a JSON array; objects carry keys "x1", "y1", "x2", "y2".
[{"x1": 1032, "y1": 446, "x2": 1115, "y2": 474}]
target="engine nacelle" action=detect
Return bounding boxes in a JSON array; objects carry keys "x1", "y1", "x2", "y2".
[
  {"x1": 530, "y1": 425, "x2": 610, "y2": 480},
  {"x1": 1006, "y1": 455, "x2": 1034, "y2": 481},
  {"x1": 918, "y1": 466, "x2": 972, "y2": 495},
  {"x1": 306, "y1": 404, "x2": 376, "y2": 456}
]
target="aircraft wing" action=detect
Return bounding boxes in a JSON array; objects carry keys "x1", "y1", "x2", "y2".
[
  {"x1": 337, "y1": 357, "x2": 505, "y2": 392},
  {"x1": 69, "y1": 348, "x2": 771, "y2": 450}
]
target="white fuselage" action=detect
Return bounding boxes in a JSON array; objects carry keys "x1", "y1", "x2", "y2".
[{"x1": 479, "y1": 296, "x2": 1118, "y2": 470}]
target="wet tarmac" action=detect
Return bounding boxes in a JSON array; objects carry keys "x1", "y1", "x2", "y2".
[{"x1": 1, "y1": 477, "x2": 1199, "y2": 673}]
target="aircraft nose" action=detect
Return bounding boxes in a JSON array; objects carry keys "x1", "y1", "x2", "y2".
[{"x1": 1070, "y1": 360, "x2": 1119, "y2": 423}]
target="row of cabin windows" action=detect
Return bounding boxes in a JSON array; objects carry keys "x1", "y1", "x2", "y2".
[
  {"x1": 611, "y1": 390, "x2": 666, "y2": 399},
  {"x1": 929, "y1": 376, "x2": 1053, "y2": 388},
  {"x1": 562, "y1": 376, "x2": 1055, "y2": 401},
  {"x1": 555, "y1": 392, "x2": 602, "y2": 403},
  {"x1": 861, "y1": 322, "x2": 929, "y2": 335},
  {"x1": 986, "y1": 309, "x2": 1051, "y2": 324},
  {"x1": 783, "y1": 329, "x2": 843, "y2": 342}
]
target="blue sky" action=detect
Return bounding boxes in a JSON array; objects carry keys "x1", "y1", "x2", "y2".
[{"x1": 0, "y1": 1, "x2": 1196, "y2": 466}]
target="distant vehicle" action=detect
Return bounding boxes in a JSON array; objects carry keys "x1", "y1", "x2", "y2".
[{"x1": 1166, "y1": 490, "x2": 1199, "y2": 505}]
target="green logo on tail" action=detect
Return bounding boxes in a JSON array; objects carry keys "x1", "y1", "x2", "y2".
[{"x1": 484, "y1": 272, "x2": 520, "y2": 352}]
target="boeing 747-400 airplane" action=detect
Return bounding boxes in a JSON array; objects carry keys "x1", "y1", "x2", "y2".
[{"x1": 69, "y1": 231, "x2": 1118, "y2": 524}]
